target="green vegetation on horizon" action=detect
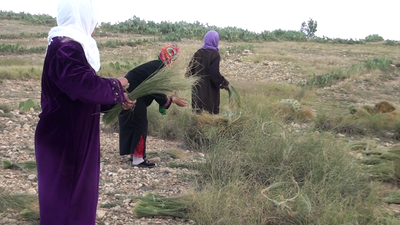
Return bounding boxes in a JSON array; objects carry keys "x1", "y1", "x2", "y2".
[{"x1": 1, "y1": 10, "x2": 398, "y2": 43}]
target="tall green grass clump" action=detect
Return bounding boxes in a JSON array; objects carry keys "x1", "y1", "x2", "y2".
[
  {"x1": 141, "y1": 81, "x2": 396, "y2": 224},
  {"x1": 187, "y1": 113, "x2": 382, "y2": 224}
]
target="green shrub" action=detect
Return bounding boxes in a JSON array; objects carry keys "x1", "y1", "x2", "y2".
[
  {"x1": 0, "y1": 103, "x2": 11, "y2": 113},
  {"x1": 365, "y1": 34, "x2": 384, "y2": 42}
]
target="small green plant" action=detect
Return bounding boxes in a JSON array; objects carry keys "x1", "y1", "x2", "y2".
[
  {"x1": 18, "y1": 99, "x2": 36, "y2": 112},
  {"x1": 100, "y1": 202, "x2": 119, "y2": 208},
  {"x1": 20, "y1": 208, "x2": 40, "y2": 221},
  {"x1": 0, "y1": 103, "x2": 11, "y2": 113},
  {"x1": 363, "y1": 58, "x2": 392, "y2": 70}
]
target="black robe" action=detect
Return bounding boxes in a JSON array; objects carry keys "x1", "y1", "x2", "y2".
[
  {"x1": 119, "y1": 60, "x2": 172, "y2": 157},
  {"x1": 186, "y1": 49, "x2": 229, "y2": 114}
]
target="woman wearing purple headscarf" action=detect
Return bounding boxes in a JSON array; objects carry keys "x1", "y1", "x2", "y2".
[
  {"x1": 34, "y1": 0, "x2": 135, "y2": 224},
  {"x1": 186, "y1": 30, "x2": 230, "y2": 114}
]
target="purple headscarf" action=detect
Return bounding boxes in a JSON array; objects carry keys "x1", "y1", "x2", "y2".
[{"x1": 201, "y1": 30, "x2": 219, "y2": 51}]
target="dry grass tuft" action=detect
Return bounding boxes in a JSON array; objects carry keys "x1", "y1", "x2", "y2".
[
  {"x1": 270, "y1": 99, "x2": 315, "y2": 122},
  {"x1": 164, "y1": 148, "x2": 188, "y2": 159}
]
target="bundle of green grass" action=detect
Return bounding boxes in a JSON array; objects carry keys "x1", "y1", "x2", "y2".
[
  {"x1": 133, "y1": 193, "x2": 192, "y2": 218},
  {"x1": 102, "y1": 62, "x2": 198, "y2": 125},
  {"x1": 227, "y1": 85, "x2": 241, "y2": 109}
]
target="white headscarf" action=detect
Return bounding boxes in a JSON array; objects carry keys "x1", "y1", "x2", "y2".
[{"x1": 48, "y1": 0, "x2": 101, "y2": 72}]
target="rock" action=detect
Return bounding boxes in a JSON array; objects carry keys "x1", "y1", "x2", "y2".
[
  {"x1": 27, "y1": 174, "x2": 37, "y2": 181},
  {"x1": 97, "y1": 209, "x2": 106, "y2": 219},
  {"x1": 26, "y1": 188, "x2": 37, "y2": 195},
  {"x1": 148, "y1": 157, "x2": 161, "y2": 163},
  {"x1": 22, "y1": 123, "x2": 30, "y2": 130}
]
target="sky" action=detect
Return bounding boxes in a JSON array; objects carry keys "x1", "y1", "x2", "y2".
[{"x1": 1, "y1": 0, "x2": 399, "y2": 41}]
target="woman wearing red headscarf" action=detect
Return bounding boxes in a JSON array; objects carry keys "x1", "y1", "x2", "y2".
[{"x1": 118, "y1": 45, "x2": 188, "y2": 168}]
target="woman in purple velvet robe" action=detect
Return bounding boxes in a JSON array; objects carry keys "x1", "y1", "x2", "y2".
[{"x1": 34, "y1": 0, "x2": 134, "y2": 224}]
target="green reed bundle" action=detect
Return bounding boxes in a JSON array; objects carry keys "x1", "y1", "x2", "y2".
[
  {"x1": 102, "y1": 63, "x2": 198, "y2": 124},
  {"x1": 2, "y1": 160, "x2": 36, "y2": 170},
  {"x1": 133, "y1": 193, "x2": 191, "y2": 218},
  {"x1": 228, "y1": 85, "x2": 241, "y2": 109}
]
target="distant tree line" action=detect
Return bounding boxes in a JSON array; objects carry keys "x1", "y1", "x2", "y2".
[{"x1": 0, "y1": 10, "x2": 396, "y2": 45}]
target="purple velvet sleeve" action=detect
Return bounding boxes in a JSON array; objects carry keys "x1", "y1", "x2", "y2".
[{"x1": 49, "y1": 43, "x2": 125, "y2": 105}]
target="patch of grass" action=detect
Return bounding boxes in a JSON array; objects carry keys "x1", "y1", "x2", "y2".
[
  {"x1": 0, "y1": 103, "x2": 11, "y2": 113},
  {"x1": 98, "y1": 38, "x2": 151, "y2": 49},
  {"x1": 144, "y1": 79, "x2": 387, "y2": 224},
  {"x1": 0, "y1": 66, "x2": 42, "y2": 80},
  {"x1": 302, "y1": 57, "x2": 394, "y2": 88},
  {"x1": 385, "y1": 40, "x2": 398, "y2": 46},
  {"x1": 383, "y1": 192, "x2": 400, "y2": 204},
  {"x1": 0, "y1": 194, "x2": 38, "y2": 211},
  {"x1": 164, "y1": 148, "x2": 187, "y2": 159},
  {"x1": 100, "y1": 202, "x2": 119, "y2": 209},
  {"x1": 167, "y1": 162, "x2": 191, "y2": 169},
  {"x1": 221, "y1": 44, "x2": 254, "y2": 55},
  {"x1": 0, "y1": 43, "x2": 46, "y2": 54},
  {"x1": 145, "y1": 152, "x2": 160, "y2": 158},
  {"x1": 20, "y1": 208, "x2": 40, "y2": 222}
]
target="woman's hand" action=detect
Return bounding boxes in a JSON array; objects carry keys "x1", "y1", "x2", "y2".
[
  {"x1": 117, "y1": 77, "x2": 129, "y2": 89},
  {"x1": 172, "y1": 96, "x2": 188, "y2": 107},
  {"x1": 122, "y1": 92, "x2": 136, "y2": 110},
  {"x1": 221, "y1": 80, "x2": 230, "y2": 90}
]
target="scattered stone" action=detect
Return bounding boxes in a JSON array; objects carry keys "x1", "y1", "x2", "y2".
[{"x1": 27, "y1": 174, "x2": 37, "y2": 180}]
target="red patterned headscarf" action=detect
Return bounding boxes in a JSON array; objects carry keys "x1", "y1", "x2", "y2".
[{"x1": 158, "y1": 44, "x2": 180, "y2": 66}]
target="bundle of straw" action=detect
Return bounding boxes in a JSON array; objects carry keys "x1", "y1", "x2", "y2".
[
  {"x1": 228, "y1": 85, "x2": 241, "y2": 109},
  {"x1": 133, "y1": 193, "x2": 190, "y2": 218},
  {"x1": 102, "y1": 63, "x2": 198, "y2": 124},
  {"x1": 2, "y1": 160, "x2": 36, "y2": 170}
]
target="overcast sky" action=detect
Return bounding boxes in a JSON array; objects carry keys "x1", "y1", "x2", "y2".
[{"x1": 1, "y1": 0, "x2": 399, "y2": 40}]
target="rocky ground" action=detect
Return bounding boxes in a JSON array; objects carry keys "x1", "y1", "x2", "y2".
[
  {"x1": 1, "y1": 61, "x2": 400, "y2": 224},
  {"x1": 0, "y1": 80, "x2": 200, "y2": 225}
]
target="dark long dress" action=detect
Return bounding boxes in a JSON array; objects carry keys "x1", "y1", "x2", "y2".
[
  {"x1": 186, "y1": 49, "x2": 229, "y2": 114},
  {"x1": 34, "y1": 37, "x2": 126, "y2": 225},
  {"x1": 119, "y1": 60, "x2": 172, "y2": 158}
]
